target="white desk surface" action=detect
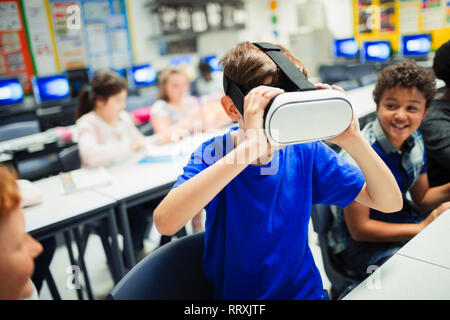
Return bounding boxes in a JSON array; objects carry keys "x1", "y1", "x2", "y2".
[
  {"x1": 24, "y1": 175, "x2": 116, "y2": 233},
  {"x1": 396, "y1": 209, "x2": 450, "y2": 269},
  {"x1": 343, "y1": 253, "x2": 450, "y2": 300},
  {"x1": 95, "y1": 129, "x2": 224, "y2": 201}
]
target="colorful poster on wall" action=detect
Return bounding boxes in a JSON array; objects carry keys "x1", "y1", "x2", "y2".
[
  {"x1": 380, "y1": 5, "x2": 396, "y2": 33},
  {"x1": 21, "y1": 0, "x2": 59, "y2": 75},
  {"x1": 49, "y1": 0, "x2": 89, "y2": 69},
  {"x1": 399, "y1": 1, "x2": 421, "y2": 33},
  {"x1": 82, "y1": 0, "x2": 133, "y2": 72},
  {"x1": 446, "y1": 0, "x2": 450, "y2": 25},
  {"x1": 0, "y1": 0, "x2": 35, "y2": 93},
  {"x1": 422, "y1": 0, "x2": 444, "y2": 30}
]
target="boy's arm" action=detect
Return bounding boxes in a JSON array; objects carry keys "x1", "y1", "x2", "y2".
[
  {"x1": 154, "y1": 137, "x2": 258, "y2": 235},
  {"x1": 344, "y1": 201, "x2": 421, "y2": 242},
  {"x1": 325, "y1": 84, "x2": 402, "y2": 213},
  {"x1": 153, "y1": 86, "x2": 284, "y2": 235},
  {"x1": 345, "y1": 200, "x2": 450, "y2": 242},
  {"x1": 409, "y1": 174, "x2": 450, "y2": 211}
]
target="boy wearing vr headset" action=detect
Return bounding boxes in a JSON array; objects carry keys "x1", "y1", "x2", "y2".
[
  {"x1": 328, "y1": 61, "x2": 450, "y2": 281},
  {"x1": 153, "y1": 41, "x2": 402, "y2": 300}
]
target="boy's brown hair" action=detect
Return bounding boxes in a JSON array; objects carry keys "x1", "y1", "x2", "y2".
[
  {"x1": 0, "y1": 166, "x2": 20, "y2": 220},
  {"x1": 220, "y1": 41, "x2": 309, "y2": 95},
  {"x1": 373, "y1": 61, "x2": 436, "y2": 109}
]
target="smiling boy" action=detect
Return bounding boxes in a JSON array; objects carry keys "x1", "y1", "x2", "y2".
[{"x1": 328, "y1": 61, "x2": 450, "y2": 280}]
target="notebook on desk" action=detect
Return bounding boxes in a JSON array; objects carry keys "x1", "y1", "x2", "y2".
[{"x1": 59, "y1": 167, "x2": 112, "y2": 194}]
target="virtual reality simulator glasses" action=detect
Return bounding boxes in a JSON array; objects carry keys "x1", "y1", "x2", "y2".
[{"x1": 223, "y1": 42, "x2": 353, "y2": 146}]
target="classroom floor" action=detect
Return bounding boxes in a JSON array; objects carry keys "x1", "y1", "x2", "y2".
[{"x1": 38, "y1": 217, "x2": 331, "y2": 300}]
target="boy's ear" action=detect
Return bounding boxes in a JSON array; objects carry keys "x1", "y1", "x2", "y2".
[{"x1": 221, "y1": 95, "x2": 241, "y2": 121}]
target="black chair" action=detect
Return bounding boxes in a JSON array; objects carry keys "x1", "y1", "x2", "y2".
[
  {"x1": 0, "y1": 121, "x2": 58, "y2": 181},
  {"x1": 346, "y1": 64, "x2": 378, "y2": 84},
  {"x1": 108, "y1": 232, "x2": 214, "y2": 300},
  {"x1": 58, "y1": 144, "x2": 81, "y2": 172},
  {"x1": 358, "y1": 111, "x2": 377, "y2": 131},
  {"x1": 310, "y1": 204, "x2": 360, "y2": 299}
]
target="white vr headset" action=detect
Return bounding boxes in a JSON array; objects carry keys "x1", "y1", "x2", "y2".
[{"x1": 223, "y1": 42, "x2": 353, "y2": 145}]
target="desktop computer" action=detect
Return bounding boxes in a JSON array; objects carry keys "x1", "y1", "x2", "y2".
[{"x1": 32, "y1": 74, "x2": 77, "y2": 131}]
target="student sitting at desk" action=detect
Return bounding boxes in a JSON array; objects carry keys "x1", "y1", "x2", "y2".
[
  {"x1": 0, "y1": 165, "x2": 43, "y2": 299},
  {"x1": 75, "y1": 70, "x2": 151, "y2": 260},
  {"x1": 150, "y1": 66, "x2": 203, "y2": 144},
  {"x1": 419, "y1": 40, "x2": 450, "y2": 187},
  {"x1": 328, "y1": 61, "x2": 450, "y2": 280},
  {"x1": 153, "y1": 41, "x2": 403, "y2": 300}
]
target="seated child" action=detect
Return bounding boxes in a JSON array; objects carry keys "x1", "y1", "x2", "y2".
[
  {"x1": 153, "y1": 41, "x2": 403, "y2": 300},
  {"x1": 328, "y1": 61, "x2": 450, "y2": 279},
  {"x1": 0, "y1": 165, "x2": 43, "y2": 299}
]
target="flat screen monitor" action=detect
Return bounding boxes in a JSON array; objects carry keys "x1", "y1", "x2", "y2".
[
  {"x1": 361, "y1": 40, "x2": 391, "y2": 63},
  {"x1": 401, "y1": 33, "x2": 431, "y2": 58},
  {"x1": 333, "y1": 38, "x2": 359, "y2": 59},
  {"x1": 200, "y1": 55, "x2": 222, "y2": 72},
  {"x1": 32, "y1": 74, "x2": 71, "y2": 104},
  {"x1": 0, "y1": 78, "x2": 24, "y2": 107},
  {"x1": 66, "y1": 68, "x2": 90, "y2": 98},
  {"x1": 169, "y1": 55, "x2": 193, "y2": 66},
  {"x1": 127, "y1": 64, "x2": 157, "y2": 88}
]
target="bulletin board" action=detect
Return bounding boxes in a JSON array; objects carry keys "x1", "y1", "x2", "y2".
[
  {"x1": 48, "y1": 0, "x2": 90, "y2": 70},
  {"x1": 0, "y1": 0, "x2": 35, "y2": 93},
  {"x1": 353, "y1": 0, "x2": 450, "y2": 53},
  {"x1": 20, "y1": 0, "x2": 59, "y2": 75},
  {"x1": 81, "y1": 0, "x2": 133, "y2": 71}
]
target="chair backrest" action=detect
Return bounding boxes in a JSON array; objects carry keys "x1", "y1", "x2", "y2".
[
  {"x1": 58, "y1": 145, "x2": 81, "y2": 172},
  {"x1": 0, "y1": 121, "x2": 40, "y2": 142},
  {"x1": 310, "y1": 205, "x2": 359, "y2": 299},
  {"x1": 109, "y1": 232, "x2": 214, "y2": 300}
]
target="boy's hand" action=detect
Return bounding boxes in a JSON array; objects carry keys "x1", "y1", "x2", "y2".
[
  {"x1": 420, "y1": 201, "x2": 450, "y2": 230},
  {"x1": 316, "y1": 83, "x2": 362, "y2": 149},
  {"x1": 242, "y1": 85, "x2": 284, "y2": 158},
  {"x1": 242, "y1": 85, "x2": 284, "y2": 131}
]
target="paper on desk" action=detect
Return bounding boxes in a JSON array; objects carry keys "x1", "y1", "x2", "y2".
[{"x1": 59, "y1": 167, "x2": 112, "y2": 194}]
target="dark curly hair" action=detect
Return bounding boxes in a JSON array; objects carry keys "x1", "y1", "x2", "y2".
[
  {"x1": 373, "y1": 60, "x2": 436, "y2": 109},
  {"x1": 433, "y1": 40, "x2": 450, "y2": 87}
]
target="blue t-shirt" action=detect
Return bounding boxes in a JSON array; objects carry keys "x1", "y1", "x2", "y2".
[{"x1": 173, "y1": 128, "x2": 365, "y2": 299}]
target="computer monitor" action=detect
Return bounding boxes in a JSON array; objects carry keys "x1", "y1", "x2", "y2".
[
  {"x1": 200, "y1": 55, "x2": 222, "y2": 72},
  {"x1": 361, "y1": 40, "x2": 391, "y2": 63},
  {"x1": 127, "y1": 64, "x2": 157, "y2": 89},
  {"x1": 66, "y1": 68, "x2": 90, "y2": 98},
  {"x1": 332, "y1": 38, "x2": 359, "y2": 59},
  {"x1": 32, "y1": 74, "x2": 71, "y2": 105},
  {"x1": 169, "y1": 55, "x2": 193, "y2": 66},
  {"x1": 0, "y1": 78, "x2": 24, "y2": 107},
  {"x1": 400, "y1": 33, "x2": 431, "y2": 59}
]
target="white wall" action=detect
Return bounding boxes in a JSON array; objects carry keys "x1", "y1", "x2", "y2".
[{"x1": 128, "y1": 0, "x2": 354, "y2": 75}]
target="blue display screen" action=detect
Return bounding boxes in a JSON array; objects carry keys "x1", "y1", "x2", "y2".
[
  {"x1": 0, "y1": 78, "x2": 24, "y2": 107},
  {"x1": 200, "y1": 55, "x2": 222, "y2": 72},
  {"x1": 169, "y1": 55, "x2": 193, "y2": 66},
  {"x1": 128, "y1": 64, "x2": 157, "y2": 87},
  {"x1": 333, "y1": 38, "x2": 359, "y2": 58},
  {"x1": 401, "y1": 34, "x2": 431, "y2": 57},
  {"x1": 361, "y1": 40, "x2": 391, "y2": 62},
  {"x1": 32, "y1": 74, "x2": 70, "y2": 104}
]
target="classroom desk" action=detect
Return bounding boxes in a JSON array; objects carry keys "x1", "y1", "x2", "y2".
[
  {"x1": 23, "y1": 175, "x2": 125, "y2": 298},
  {"x1": 95, "y1": 130, "x2": 222, "y2": 267},
  {"x1": 343, "y1": 209, "x2": 450, "y2": 300},
  {"x1": 396, "y1": 209, "x2": 450, "y2": 269}
]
